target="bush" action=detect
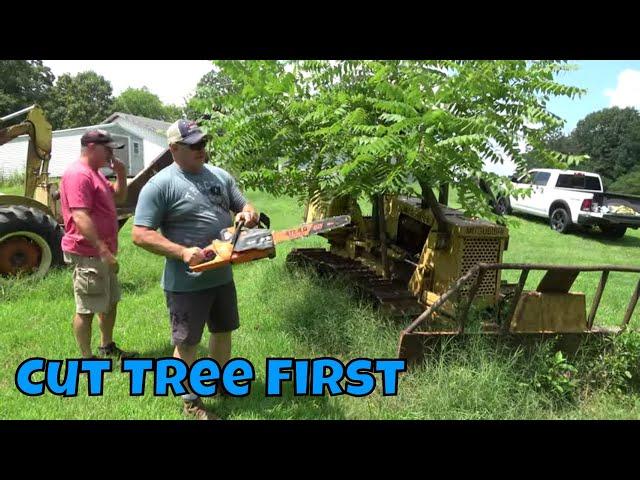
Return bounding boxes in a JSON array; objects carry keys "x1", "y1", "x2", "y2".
[
  {"x1": 531, "y1": 349, "x2": 579, "y2": 403},
  {"x1": 580, "y1": 333, "x2": 640, "y2": 396}
]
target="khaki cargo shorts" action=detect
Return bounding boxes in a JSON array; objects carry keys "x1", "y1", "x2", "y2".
[{"x1": 64, "y1": 252, "x2": 121, "y2": 314}]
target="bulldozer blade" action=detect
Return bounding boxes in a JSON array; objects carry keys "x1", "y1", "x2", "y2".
[{"x1": 397, "y1": 328, "x2": 620, "y2": 368}]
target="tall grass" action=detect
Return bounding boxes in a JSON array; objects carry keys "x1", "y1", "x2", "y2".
[{"x1": 0, "y1": 172, "x2": 25, "y2": 195}]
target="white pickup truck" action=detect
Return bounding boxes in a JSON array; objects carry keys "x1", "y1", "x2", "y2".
[{"x1": 496, "y1": 168, "x2": 640, "y2": 238}]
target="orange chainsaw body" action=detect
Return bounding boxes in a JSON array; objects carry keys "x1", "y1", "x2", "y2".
[
  {"x1": 189, "y1": 215, "x2": 350, "y2": 273},
  {"x1": 190, "y1": 237, "x2": 275, "y2": 272}
]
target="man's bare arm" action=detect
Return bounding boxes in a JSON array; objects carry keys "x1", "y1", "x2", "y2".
[
  {"x1": 132, "y1": 225, "x2": 205, "y2": 265},
  {"x1": 71, "y1": 209, "x2": 116, "y2": 266},
  {"x1": 111, "y1": 158, "x2": 128, "y2": 205},
  {"x1": 243, "y1": 202, "x2": 257, "y2": 216},
  {"x1": 235, "y1": 202, "x2": 259, "y2": 227}
]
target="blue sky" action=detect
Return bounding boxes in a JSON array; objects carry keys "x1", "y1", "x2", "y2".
[{"x1": 547, "y1": 60, "x2": 640, "y2": 134}]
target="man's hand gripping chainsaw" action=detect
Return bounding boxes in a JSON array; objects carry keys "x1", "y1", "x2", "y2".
[{"x1": 189, "y1": 214, "x2": 351, "y2": 272}]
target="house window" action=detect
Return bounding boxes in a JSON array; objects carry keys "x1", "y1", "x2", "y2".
[{"x1": 133, "y1": 142, "x2": 140, "y2": 155}]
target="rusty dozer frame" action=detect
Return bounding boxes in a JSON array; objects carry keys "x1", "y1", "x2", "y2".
[
  {"x1": 289, "y1": 179, "x2": 640, "y2": 368},
  {"x1": 398, "y1": 262, "x2": 640, "y2": 366}
]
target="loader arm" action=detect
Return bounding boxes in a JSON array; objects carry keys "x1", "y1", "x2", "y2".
[{"x1": 0, "y1": 105, "x2": 52, "y2": 199}]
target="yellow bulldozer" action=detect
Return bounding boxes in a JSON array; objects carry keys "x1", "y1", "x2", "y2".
[
  {"x1": 0, "y1": 105, "x2": 173, "y2": 279},
  {"x1": 287, "y1": 182, "x2": 640, "y2": 365}
]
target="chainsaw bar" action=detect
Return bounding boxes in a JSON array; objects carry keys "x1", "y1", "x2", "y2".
[{"x1": 271, "y1": 215, "x2": 351, "y2": 244}]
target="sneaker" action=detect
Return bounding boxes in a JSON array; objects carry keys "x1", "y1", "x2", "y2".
[
  {"x1": 98, "y1": 342, "x2": 138, "y2": 359},
  {"x1": 183, "y1": 398, "x2": 219, "y2": 420}
]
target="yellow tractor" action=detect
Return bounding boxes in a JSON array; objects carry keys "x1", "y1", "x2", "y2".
[
  {"x1": 287, "y1": 183, "x2": 640, "y2": 365},
  {"x1": 0, "y1": 105, "x2": 173, "y2": 279},
  {"x1": 0, "y1": 105, "x2": 62, "y2": 279}
]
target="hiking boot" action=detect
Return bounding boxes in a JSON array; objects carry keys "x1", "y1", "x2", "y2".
[
  {"x1": 98, "y1": 342, "x2": 138, "y2": 359},
  {"x1": 183, "y1": 397, "x2": 219, "y2": 420}
]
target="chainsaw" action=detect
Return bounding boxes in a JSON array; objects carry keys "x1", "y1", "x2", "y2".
[{"x1": 190, "y1": 213, "x2": 351, "y2": 272}]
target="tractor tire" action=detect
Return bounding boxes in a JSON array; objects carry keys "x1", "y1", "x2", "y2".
[
  {"x1": 549, "y1": 206, "x2": 572, "y2": 234},
  {"x1": 600, "y1": 225, "x2": 627, "y2": 239},
  {"x1": 0, "y1": 205, "x2": 64, "y2": 279}
]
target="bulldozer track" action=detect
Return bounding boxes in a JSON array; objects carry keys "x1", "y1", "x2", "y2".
[{"x1": 286, "y1": 248, "x2": 424, "y2": 319}]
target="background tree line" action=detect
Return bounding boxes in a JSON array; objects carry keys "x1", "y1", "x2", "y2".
[
  {"x1": 525, "y1": 106, "x2": 640, "y2": 195},
  {"x1": 0, "y1": 60, "x2": 184, "y2": 130}
]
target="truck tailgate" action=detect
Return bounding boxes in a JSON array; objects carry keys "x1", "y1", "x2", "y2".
[{"x1": 602, "y1": 213, "x2": 640, "y2": 226}]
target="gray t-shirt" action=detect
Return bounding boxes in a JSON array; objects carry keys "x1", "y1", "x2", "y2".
[{"x1": 133, "y1": 162, "x2": 248, "y2": 292}]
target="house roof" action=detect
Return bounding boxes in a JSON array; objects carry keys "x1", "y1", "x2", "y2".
[{"x1": 103, "y1": 112, "x2": 172, "y2": 136}]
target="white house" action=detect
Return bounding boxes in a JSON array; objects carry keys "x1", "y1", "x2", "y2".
[
  {"x1": 103, "y1": 113, "x2": 172, "y2": 169},
  {"x1": 0, "y1": 112, "x2": 171, "y2": 179}
]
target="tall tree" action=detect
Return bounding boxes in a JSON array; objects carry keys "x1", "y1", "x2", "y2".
[
  {"x1": 571, "y1": 107, "x2": 640, "y2": 185},
  {"x1": 0, "y1": 60, "x2": 54, "y2": 119},
  {"x1": 187, "y1": 69, "x2": 238, "y2": 120},
  {"x1": 48, "y1": 71, "x2": 114, "y2": 129},
  {"x1": 163, "y1": 104, "x2": 184, "y2": 122},
  {"x1": 196, "y1": 60, "x2": 584, "y2": 219},
  {"x1": 609, "y1": 167, "x2": 640, "y2": 195},
  {"x1": 114, "y1": 86, "x2": 170, "y2": 120}
]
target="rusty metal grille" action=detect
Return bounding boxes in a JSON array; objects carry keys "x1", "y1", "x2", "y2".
[{"x1": 459, "y1": 238, "x2": 501, "y2": 296}]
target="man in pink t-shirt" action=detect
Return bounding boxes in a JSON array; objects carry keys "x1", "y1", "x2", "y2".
[{"x1": 60, "y1": 129, "x2": 136, "y2": 359}]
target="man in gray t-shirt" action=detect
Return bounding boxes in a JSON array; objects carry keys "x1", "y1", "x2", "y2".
[{"x1": 132, "y1": 119, "x2": 258, "y2": 420}]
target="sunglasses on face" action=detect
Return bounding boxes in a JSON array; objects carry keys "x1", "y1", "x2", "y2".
[{"x1": 179, "y1": 141, "x2": 207, "y2": 151}]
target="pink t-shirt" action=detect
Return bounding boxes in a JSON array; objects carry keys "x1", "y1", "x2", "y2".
[{"x1": 60, "y1": 160, "x2": 118, "y2": 257}]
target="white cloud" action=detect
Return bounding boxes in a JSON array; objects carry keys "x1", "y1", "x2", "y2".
[
  {"x1": 482, "y1": 157, "x2": 517, "y2": 177},
  {"x1": 43, "y1": 60, "x2": 213, "y2": 106},
  {"x1": 604, "y1": 69, "x2": 640, "y2": 109}
]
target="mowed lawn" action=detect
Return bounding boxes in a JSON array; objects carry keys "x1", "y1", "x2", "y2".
[{"x1": 1, "y1": 188, "x2": 639, "y2": 420}]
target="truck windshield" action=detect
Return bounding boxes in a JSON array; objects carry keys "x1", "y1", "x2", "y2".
[{"x1": 556, "y1": 174, "x2": 601, "y2": 191}]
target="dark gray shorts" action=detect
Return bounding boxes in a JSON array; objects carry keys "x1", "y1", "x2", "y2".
[{"x1": 164, "y1": 281, "x2": 240, "y2": 346}]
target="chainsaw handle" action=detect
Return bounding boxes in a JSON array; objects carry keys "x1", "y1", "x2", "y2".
[
  {"x1": 230, "y1": 218, "x2": 245, "y2": 251},
  {"x1": 259, "y1": 212, "x2": 271, "y2": 229}
]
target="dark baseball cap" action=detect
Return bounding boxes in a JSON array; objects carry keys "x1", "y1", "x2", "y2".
[
  {"x1": 81, "y1": 129, "x2": 124, "y2": 149},
  {"x1": 166, "y1": 119, "x2": 210, "y2": 145}
]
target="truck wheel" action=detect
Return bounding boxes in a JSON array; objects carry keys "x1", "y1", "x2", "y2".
[
  {"x1": 600, "y1": 225, "x2": 627, "y2": 239},
  {"x1": 495, "y1": 196, "x2": 511, "y2": 215},
  {"x1": 0, "y1": 205, "x2": 64, "y2": 279},
  {"x1": 550, "y1": 207, "x2": 572, "y2": 234}
]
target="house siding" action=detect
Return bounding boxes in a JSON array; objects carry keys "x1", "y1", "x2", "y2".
[
  {"x1": 1, "y1": 123, "x2": 147, "y2": 178},
  {"x1": 114, "y1": 118, "x2": 168, "y2": 168}
]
